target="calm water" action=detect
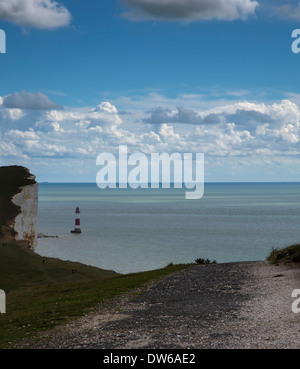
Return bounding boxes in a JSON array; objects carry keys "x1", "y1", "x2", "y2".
[{"x1": 35, "y1": 183, "x2": 300, "y2": 274}]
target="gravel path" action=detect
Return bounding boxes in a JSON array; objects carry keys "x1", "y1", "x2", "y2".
[{"x1": 19, "y1": 260, "x2": 300, "y2": 349}]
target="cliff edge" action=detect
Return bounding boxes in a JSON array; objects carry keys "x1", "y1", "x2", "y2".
[{"x1": 0, "y1": 166, "x2": 38, "y2": 249}]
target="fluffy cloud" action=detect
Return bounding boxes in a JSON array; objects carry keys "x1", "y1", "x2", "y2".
[
  {"x1": 2, "y1": 93, "x2": 300, "y2": 181},
  {"x1": 3, "y1": 91, "x2": 62, "y2": 110},
  {"x1": 0, "y1": 0, "x2": 71, "y2": 29},
  {"x1": 87, "y1": 102, "x2": 122, "y2": 129},
  {"x1": 140, "y1": 98, "x2": 300, "y2": 160},
  {"x1": 122, "y1": 0, "x2": 259, "y2": 21}
]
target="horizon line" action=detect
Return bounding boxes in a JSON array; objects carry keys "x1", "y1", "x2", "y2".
[{"x1": 38, "y1": 181, "x2": 300, "y2": 184}]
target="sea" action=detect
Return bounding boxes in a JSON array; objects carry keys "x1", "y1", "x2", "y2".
[{"x1": 35, "y1": 183, "x2": 300, "y2": 274}]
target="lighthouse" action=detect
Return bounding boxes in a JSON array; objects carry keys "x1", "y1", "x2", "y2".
[{"x1": 71, "y1": 206, "x2": 82, "y2": 234}]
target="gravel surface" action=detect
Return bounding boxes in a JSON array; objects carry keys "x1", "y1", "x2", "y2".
[{"x1": 17, "y1": 260, "x2": 300, "y2": 349}]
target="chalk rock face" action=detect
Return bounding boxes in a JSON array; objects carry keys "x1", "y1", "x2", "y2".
[{"x1": 12, "y1": 178, "x2": 38, "y2": 249}]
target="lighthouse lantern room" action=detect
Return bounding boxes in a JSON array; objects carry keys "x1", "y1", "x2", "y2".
[{"x1": 71, "y1": 206, "x2": 82, "y2": 234}]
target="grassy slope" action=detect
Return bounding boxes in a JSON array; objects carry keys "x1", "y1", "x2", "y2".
[
  {"x1": 0, "y1": 166, "x2": 190, "y2": 347},
  {"x1": 0, "y1": 238, "x2": 188, "y2": 347},
  {"x1": 267, "y1": 244, "x2": 300, "y2": 265}
]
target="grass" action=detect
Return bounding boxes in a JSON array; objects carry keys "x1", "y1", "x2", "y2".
[
  {"x1": 0, "y1": 165, "x2": 192, "y2": 348},
  {"x1": 0, "y1": 239, "x2": 190, "y2": 348},
  {"x1": 267, "y1": 244, "x2": 300, "y2": 265}
]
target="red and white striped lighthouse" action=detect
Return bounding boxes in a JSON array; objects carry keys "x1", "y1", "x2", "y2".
[{"x1": 71, "y1": 206, "x2": 82, "y2": 234}]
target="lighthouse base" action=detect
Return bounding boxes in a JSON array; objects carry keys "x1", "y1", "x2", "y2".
[{"x1": 71, "y1": 229, "x2": 81, "y2": 234}]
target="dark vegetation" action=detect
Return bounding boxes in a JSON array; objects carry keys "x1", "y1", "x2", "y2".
[
  {"x1": 195, "y1": 257, "x2": 217, "y2": 265},
  {"x1": 0, "y1": 165, "x2": 36, "y2": 237},
  {"x1": 267, "y1": 244, "x2": 300, "y2": 265}
]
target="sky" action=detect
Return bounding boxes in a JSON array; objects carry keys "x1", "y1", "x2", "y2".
[{"x1": 1, "y1": 0, "x2": 300, "y2": 182}]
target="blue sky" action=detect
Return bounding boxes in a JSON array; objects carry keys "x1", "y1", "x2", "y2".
[{"x1": 1, "y1": 0, "x2": 300, "y2": 182}]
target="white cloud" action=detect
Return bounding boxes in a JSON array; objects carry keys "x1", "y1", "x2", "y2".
[
  {"x1": 87, "y1": 102, "x2": 122, "y2": 130},
  {"x1": 5, "y1": 129, "x2": 39, "y2": 141},
  {"x1": 34, "y1": 120, "x2": 61, "y2": 132},
  {"x1": 0, "y1": 0, "x2": 71, "y2": 29},
  {"x1": 159, "y1": 123, "x2": 181, "y2": 141},
  {"x1": 122, "y1": 0, "x2": 259, "y2": 21},
  {"x1": 2, "y1": 93, "x2": 300, "y2": 181},
  {"x1": 3, "y1": 108, "x2": 25, "y2": 121},
  {"x1": 0, "y1": 100, "x2": 125, "y2": 159}
]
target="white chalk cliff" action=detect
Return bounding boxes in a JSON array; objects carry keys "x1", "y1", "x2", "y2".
[{"x1": 12, "y1": 175, "x2": 38, "y2": 249}]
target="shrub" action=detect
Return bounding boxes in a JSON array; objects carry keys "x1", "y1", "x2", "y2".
[{"x1": 195, "y1": 258, "x2": 216, "y2": 265}]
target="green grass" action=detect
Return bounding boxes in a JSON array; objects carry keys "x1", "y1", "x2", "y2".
[
  {"x1": 267, "y1": 244, "x2": 300, "y2": 265},
  {"x1": 0, "y1": 166, "x2": 192, "y2": 348},
  {"x1": 0, "y1": 240, "x2": 190, "y2": 348}
]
